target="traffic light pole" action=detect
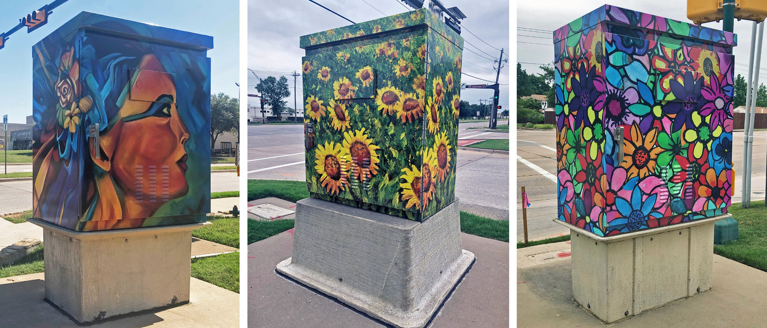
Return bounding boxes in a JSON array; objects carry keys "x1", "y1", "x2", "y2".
[{"x1": 490, "y1": 48, "x2": 505, "y2": 129}]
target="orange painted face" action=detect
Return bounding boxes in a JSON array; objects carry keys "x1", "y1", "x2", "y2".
[{"x1": 109, "y1": 55, "x2": 190, "y2": 204}]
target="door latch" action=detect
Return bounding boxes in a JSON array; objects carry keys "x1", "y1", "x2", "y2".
[
  {"x1": 88, "y1": 123, "x2": 100, "y2": 160},
  {"x1": 305, "y1": 122, "x2": 314, "y2": 149},
  {"x1": 613, "y1": 126, "x2": 624, "y2": 165}
]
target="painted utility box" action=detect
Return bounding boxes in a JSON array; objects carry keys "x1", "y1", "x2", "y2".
[
  {"x1": 553, "y1": 5, "x2": 735, "y2": 237},
  {"x1": 32, "y1": 12, "x2": 213, "y2": 232},
  {"x1": 300, "y1": 8, "x2": 463, "y2": 221}
]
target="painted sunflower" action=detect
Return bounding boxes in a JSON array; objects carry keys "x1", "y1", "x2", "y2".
[
  {"x1": 400, "y1": 165, "x2": 424, "y2": 210},
  {"x1": 376, "y1": 86, "x2": 403, "y2": 115},
  {"x1": 413, "y1": 75, "x2": 426, "y2": 93},
  {"x1": 691, "y1": 48, "x2": 721, "y2": 86},
  {"x1": 445, "y1": 71, "x2": 454, "y2": 91},
  {"x1": 356, "y1": 30, "x2": 365, "y2": 37},
  {"x1": 333, "y1": 77, "x2": 356, "y2": 100},
  {"x1": 417, "y1": 44, "x2": 426, "y2": 59},
  {"x1": 394, "y1": 59, "x2": 413, "y2": 78},
  {"x1": 426, "y1": 96, "x2": 440, "y2": 133},
  {"x1": 314, "y1": 141, "x2": 350, "y2": 195},
  {"x1": 343, "y1": 32, "x2": 354, "y2": 39},
  {"x1": 620, "y1": 123, "x2": 664, "y2": 180},
  {"x1": 302, "y1": 61, "x2": 312, "y2": 74},
  {"x1": 410, "y1": 10, "x2": 422, "y2": 21},
  {"x1": 451, "y1": 94, "x2": 460, "y2": 119},
  {"x1": 432, "y1": 76, "x2": 445, "y2": 104},
  {"x1": 402, "y1": 37, "x2": 411, "y2": 47},
  {"x1": 317, "y1": 66, "x2": 331, "y2": 82},
  {"x1": 421, "y1": 147, "x2": 438, "y2": 207},
  {"x1": 556, "y1": 126, "x2": 571, "y2": 170},
  {"x1": 336, "y1": 52, "x2": 350, "y2": 62},
  {"x1": 397, "y1": 92, "x2": 424, "y2": 123},
  {"x1": 375, "y1": 43, "x2": 389, "y2": 58},
  {"x1": 433, "y1": 131, "x2": 452, "y2": 182},
  {"x1": 395, "y1": 18, "x2": 405, "y2": 28},
  {"x1": 454, "y1": 55, "x2": 462, "y2": 70},
  {"x1": 305, "y1": 95, "x2": 326, "y2": 121},
  {"x1": 373, "y1": 25, "x2": 382, "y2": 33},
  {"x1": 343, "y1": 128, "x2": 380, "y2": 181},
  {"x1": 356, "y1": 66, "x2": 375, "y2": 87},
  {"x1": 328, "y1": 100, "x2": 351, "y2": 131}
]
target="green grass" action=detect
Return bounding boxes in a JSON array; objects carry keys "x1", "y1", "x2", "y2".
[
  {"x1": 211, "y1": 157, "x2": 235, "y2": 164},
  {"x1": 193, "y1": 216, "x2": 239, "y2": 248},
  {"x1": 248, "y1": 219, "x2": 295, "y2": 244},
  {"x1": 266, "y1": 122, "x2": 303, "y2": 125},
  {"x1": 0, "y1": 150, "x2": 33, "y2": 164},
  {"x1": 460, "y1": 212, "x2": 509, "y2": 242},
  {"x1": 517, "y1": 235, "x2": 571, "y2": 248},
  {"x1": 248, "y1": 179, "x2": 308, "y2": 202},
  {"x1": 2, "y1": 210, "x2": 33, "y2": 224},
  {"x1": 191, "y1": 252, "x2": 239, "y2": 293},
  {"x1": 0, "y1": 244, "x2": 44, "y2": 279},
  {"x1": 493, "y1": 124, "x2": 509, "y2": 131},
  {"x1": 714, "y1": 201, "x2": 767, "y2": 272},
  {"x1": 517, "y1": 123, "x2": 555, "y2": 130},
  {"x1": 0, "y1": 172, "x2": 32, "y2": 179},
  {"x1": 212, "y1": 166, "x2": 237, "y2": 171},
  {"x1": 466, "y1": 139, "x2": 509, "y2": 151},
  {"x1": 211, "y1": 191, "x2": 240, "y2": 199},
  {"x1": 247, "y1": 179, "x2": 510, "y2": 243}
]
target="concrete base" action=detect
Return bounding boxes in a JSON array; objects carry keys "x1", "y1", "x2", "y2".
[
  {"x1": 28, "y1": 219, "x2": 208, "y2": 324},
  {"x1": 276, "y1": 198, "x2": 475, "y2": 328},
  {"x1": 557, "y1": 214, "x2": 729, "y2": 323}
]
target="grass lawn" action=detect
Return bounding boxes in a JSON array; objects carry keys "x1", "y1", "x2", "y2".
[
  {"x1": 466, "y1": 139, "x2": 509, "y2": 151},
  {"x1": 517, "y1": 123, "x2": 555, "y2": 130},
  {"x1": 191, "y1": 252, "x2": 239, "y2": 293},
  {"x1": 0, "y1": 172, "x2": 32, "y2": 179},
  {"x1": 248, "y1": 179, "x2": 509, "y2": 243},
  {"x1": 0, "y1": 150, "x2": 33, "y2": 164},
  {"x1": 211, "y1": 157, "x2": 235, "y2": 164},
  {"x1": 212, "y1": 166, "x2": 237, "y2": 171},
  {"x1": 517, "y1": 235, "x2": 570, "y2": 248},
  {"x1": 2, "y1": 210, "x2": 33, "y2": 224},
  {"x1": 211, "y1": 191, "x2": 240, "y2": 199},
  {"x1": 714, "y1": 201, "x2": 767, "y2": 272},
  {"x1": 494, "y1": 124, "x2": 509, "y2": 131},
  {"x1": 0, "y1": 244, "x2": 44, "y2": 279},
  {"x1": 193, "y1": 216, "x2": 239, "y2": 248}
]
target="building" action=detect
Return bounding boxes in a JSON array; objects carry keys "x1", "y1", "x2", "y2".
[
  {"x1": 520, "y1": 94, "x2": 548, "y2": 111},
  {"x1": 0, "y1": 115, "x2": 34, "y2": 149}
]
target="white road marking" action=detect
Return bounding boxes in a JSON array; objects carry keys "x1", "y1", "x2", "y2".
[
  {"x1": 519, "y1": 140, "x2": 556, "y2": 152},
  {"x1": 248, "y1": 152, "x2": 303, "y2": 162},
  {"x1": 248, "y1": 161, "x2": 304, "y2": 174},
  {"x1": 517, "y1": 155, "x2": 557, "y2": 183},
  {"x1": 459, "y1": 132, "x2": 492, "y2": 140}
]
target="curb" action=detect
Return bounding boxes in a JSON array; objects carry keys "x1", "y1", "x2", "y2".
[
  {"x1": 457, "y1": 146, "x2": 509, "y2": 155},
  {"x1": 0, "y1": 238, "x2": 41, "y2": 267},
  {"x1": 0, "y1": 177, "x2": 32, "y2": 182},
  {"x1": 212, "y1": 169, "x2": 237, "y2": 173}
]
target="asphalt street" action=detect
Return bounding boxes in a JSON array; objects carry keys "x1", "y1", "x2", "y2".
[
  {"x1": 516, "y1": 128, "x2": 767, "y2": 241},
  {"x1": 0, "y1": 171, "x2": 239, "y2": 215},
  {"x1": 248, "y1": 121, "x2": 510, "y2": 220}
]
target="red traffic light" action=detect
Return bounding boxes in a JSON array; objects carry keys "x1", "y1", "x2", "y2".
[
  {"x1": 23, "y1": 9, "x2": 49, "y2": 32},
  {"x1": 497, "y1": 105, "x2": 502, "y2": 109}
]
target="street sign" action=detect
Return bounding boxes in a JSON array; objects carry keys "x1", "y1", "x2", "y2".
[
  {"x1": 247, "y1": 94, "x2": 259, "y2": 97},
  {"x1": 476, "y1": 111, "x2": 480, "y2": 116},
  {"x1": 3, "y1": 115, "x2": 6, "y2": 130},
  {"x1": 465, "y1": 84, "x2": 488, "y2": 89}
]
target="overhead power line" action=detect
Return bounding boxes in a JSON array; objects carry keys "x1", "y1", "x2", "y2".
[
  {"x1": 391, "y1": 0, "x2": 410, "y2": 11},
  {"x1": 518, "y1": 34, "x2": 550, "y2": 40},
  {"x1": 463, "y1": 46, "x2": 496, "y2": 62},
  {"x1": 361, "y1": 0, "x2": 387, "y2": 16},
  {"x1": 462, "y1": 72, "x2": 496, "y2": 83},
  {"x1": 518, "y1": 27, "x2": 552, "y2": 34},
  {"x1": 461, "y1": 25, "x2": 502, "y2": 51},
  {"x1": 307, "y1": 0, "x2": 355, "y2": 24},
  {"x1": 465, "y1": 39, "x2": 497, "y2": 59},
  {"x1": 518, "y1": 41, "x2": 552, "y2": 46},
  {"x1": 463, "y1": 60, "x2": 496, "y2": 71}
]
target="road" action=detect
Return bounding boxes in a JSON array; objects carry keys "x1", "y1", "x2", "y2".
[
  {"x1": 0, "y1": 171, "x2": 239, "y2": 215},
  {"x1": 516, "y1": 128, "x2": 767, "y2": 241},
  {"x1": 248, "y1": 121, "x2": 510, "y2": 220}
]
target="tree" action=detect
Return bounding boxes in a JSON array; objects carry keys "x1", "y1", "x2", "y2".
[
  {"x1": 256, "y1": 76, "x2": 290, "y2": 116},
  {"x1": 459, "y1": 100, "x2": 473, "y2": 118},
  {"x1": 210, "y1": 92, "x2": 239, "y2": 151},
  {"x1": 734, "y1": 74, "x2": 747, "y2": 108},
  {"x1": 758, "y1": 83, "x2": 767, "y2": 107}
]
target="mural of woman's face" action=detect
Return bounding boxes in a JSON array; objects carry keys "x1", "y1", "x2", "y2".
[{"x1": 109, "y1": 55, "x2": 190, "y2": 208}]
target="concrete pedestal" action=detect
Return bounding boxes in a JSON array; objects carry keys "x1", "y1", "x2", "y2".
[
  {"x1": 276, "y1": 198, "x2": 475, "y2": 328},
  {"x1": 28, "y1": 218, "x2": 208, "y2": 324},
  {"x1": 555, "y1": 214, "x2": 730, "y2": 323}
]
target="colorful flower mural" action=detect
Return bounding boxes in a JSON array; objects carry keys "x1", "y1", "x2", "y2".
[
  {"x1": 554, "y1": 5, "x2": 735, "y2": 236},
  {"x1": 300, "y1": 8, "x2": 462, "y2": 221},
  {"x1": 32, "y1": 12, "x2": 212, "y2": 232}
]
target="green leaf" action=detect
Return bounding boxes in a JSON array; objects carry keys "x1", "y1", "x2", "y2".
[{"x1": 657, "y1": 151, "x2": 673, "y2": 167}]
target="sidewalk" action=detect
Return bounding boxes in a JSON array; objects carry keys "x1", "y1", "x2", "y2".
[
  {"x1": 517, "y1": 241, "x2": 767, "y2": 327},
  {"x1": 248, "y1": 231, "x2": 509, "y2": 328},
  {"x1": 247, "y1": 197, "x2": 296, "y2": 221},
  {"x1": 0, "y1": 273, "x2": 238, "y2": 327}
]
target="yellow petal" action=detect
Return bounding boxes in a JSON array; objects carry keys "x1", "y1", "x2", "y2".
[
  {"x1": 588, "y1": 107, "x2": 596, "y2": 123},
  {"x1": 684, "y1": 130, "x2": 698, "y2": 143},
  {"x1": 712, "y1": 125, "x2": 722, "y2": 138},
  {"x1": 691, "y1": 111, "x2": 701, "y2": 126},
  {"x1": 589, "y1": 142, "x2": 598, "y2": 160},
  {"x1": 584, "y1": 127, "x2": 593, "y2": 141},
  {"x1": 694, "y1": 142, "x2": 704, "y2": 159}
]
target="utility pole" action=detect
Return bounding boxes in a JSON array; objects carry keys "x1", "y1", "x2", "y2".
[
  {"x1": 248, "y1": 69, "x2": 266, "y2": 123},
  {"x1": 292, "y1": 71, "x2": 299, "y2": 123},
  {"x1": 479, "y1": 99, "x2": 484, "y2": 119},
  {"x1": 490, "y1": 48, "x2": 507, "y2": 129}
]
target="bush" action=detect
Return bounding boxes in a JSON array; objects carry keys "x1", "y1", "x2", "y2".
[
  {"x1": 518, "y1": 107, "x2": 544, "y2": 124},
  {"x1": 266, "y1": 116, "x2": 282, "y2": 123}
]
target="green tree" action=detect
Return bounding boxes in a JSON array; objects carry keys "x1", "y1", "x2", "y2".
[
  {"x1": 210, "y1": 92, "x2": 239, "y2": 151},
  {"x1": 256, "y1": 76, "x2": 291, "y2": 116},
  {"x1": 734, "y1": 74, "x2": 747, "y2": 108},
  {"x1": 459, "y1": 100, "x2": 473, "y2": 118},
  {"x1": 758, "y1": 84, "x2": 767, "y2": 107}
]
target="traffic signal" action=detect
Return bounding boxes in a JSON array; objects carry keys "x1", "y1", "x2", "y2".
[
  {"x1": 497, "y1": 105, "x2": 502, "y2": 109},
  {"x1": 23, "y1": 9, "x2": 49, "y2": 33}
]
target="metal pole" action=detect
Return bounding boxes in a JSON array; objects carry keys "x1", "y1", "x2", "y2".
[
  {"x1": 491, "y1": 48, "x2": 504, "y2": 129},
  {"x1": 292, "y1": 71, "x2": 299, "y2": 123},
  {"x1": 522, "y1": 186, "x2": 528, "y2": 246},
  {"x1": 743, "y1": 22, "x2": 757, "y2": 207},
  {"x1": 723, "y1": 0, "x2": 736, "y2": 33},
  {"x1": 747, "y1": 21, "x2": 765, "y2": 207}
]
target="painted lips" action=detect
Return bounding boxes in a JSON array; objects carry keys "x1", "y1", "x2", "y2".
[{"x1": 177, "y1": 154, "x2": 188, "y2": 171}]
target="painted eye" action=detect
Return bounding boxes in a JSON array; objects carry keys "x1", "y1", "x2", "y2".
[{"x1": 153, "y1": 103, "x2": 172, "y2": 118}]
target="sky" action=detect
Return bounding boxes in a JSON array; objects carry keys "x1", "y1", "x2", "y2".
[
  {"x1": 518, "y1": 0, "x2": 767, "y2": 84},
  {"x1": 0, "y1": 0, "x2": 239, "y2": 124},
  {"x1": 248, "y1": 0, "x2": 510, "y2": 114}
]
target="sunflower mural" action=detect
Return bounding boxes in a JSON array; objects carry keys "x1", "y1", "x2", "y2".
[
  {"x1": 553, "y1": 5, "x2": 735, "y2": 236},
  {"x1": 300, "y1": 8, "x2": 462, "y2": 221},
  {"x1": 32, "y1": 12, "x2": 212, "y2": 232}
]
